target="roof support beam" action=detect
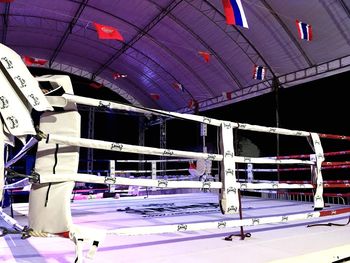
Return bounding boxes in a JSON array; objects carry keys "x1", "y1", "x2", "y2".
[
  {"x1": 339, "y1": 0, "x2": 350, "y2": 19},
  {"x1": 1, "y1": 2, "x2": 10, "y2": 44},
  {"x1": 260, "y1": 0, "x2": 313, "y2": 67},
  {"x1": 46, "y1": 61, "x2": 142, "y2": 106},
  {"x1": 178, "y1": 55, "x2": 350, "y2": 113},
  {"x1": 49, "y1": 0, "x2": 89, "y2": 67},
  {"x1": 149, "y1": 0, "x2": 243, "y2": 89},
  {"x1": 81, "y1": 3, "x2": 214, "y2": 97},
  {"x1": 93, "y1": 0, "x2": 183, "y2": 77},
  {"x1": 92, "y1": 0, "x2": 216, "y2": 97},
  {"x1": 188, "y1": 0, "x2": 276, "y2": 79}
]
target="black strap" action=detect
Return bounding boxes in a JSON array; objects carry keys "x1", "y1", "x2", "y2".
[
  {"x1": 44, "y1": 143, "x2": 59, "y2": 207},
  {"x1": 307, "y1": 216, "x2": 350, "y2": 228}
]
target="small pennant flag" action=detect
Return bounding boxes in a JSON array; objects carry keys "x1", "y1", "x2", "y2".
[
  {"x1": 172, "y1": 82, "x2": 184, "y2": 92},
  {"x1": 150, "y1": 93, "x2": 160, "y2": 100},
  {"x1": 188, "y1": 98, "x2": 199, "y2": 109},
  {"x1": 222, "y1": 0, "x2": 249, "y2": 28},
  {"x1": 222, "y1": 91, "x2": 232, "y2": 100},
  {"x1": 198, "y1": 51, "x2": 211, "y2": 63},
  {"x1": 94, "y1": 22, "x2": 124, "y2": 41},
  {"x1": 89, "y1": 82, "x2": 103, "y2": 89},
  {"x1": 112, "y1": 72, "x2": 127, "y2": 79},
  {"x1": 23, "y1": 56, "x2": 48, "y2": 66},
  {"x1": 296, "y1": 20, "x2": 312, "y2": 41},
  {"x1": 253, "y1": 65, "x2": 265, "y2": 80}
]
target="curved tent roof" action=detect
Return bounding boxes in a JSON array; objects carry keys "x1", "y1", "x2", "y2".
[{"x1": 1, "y1": 0, "x2": 350, "y2": 112}]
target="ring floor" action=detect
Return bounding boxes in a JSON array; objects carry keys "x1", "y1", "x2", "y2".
[{"x1": 1, "y1": 193, "x2": 350, "y2": 263}]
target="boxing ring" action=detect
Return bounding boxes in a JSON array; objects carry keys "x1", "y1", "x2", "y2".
[{"x1": 1, "y1": 43, "x2": 350, "y2": 262}]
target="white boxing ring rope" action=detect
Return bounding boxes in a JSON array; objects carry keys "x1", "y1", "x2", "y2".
[
  {"x1": 43, "y1": 132, "x2": 317, "y2": 212},
  {"x1": 113, "y1": 168, "x2": 190, "y2": 174},
  {"x1": 45, "y1": 94, "x2": 326, "y2": 215},
  {"x1": 106, "y1": 207, "x2": 350, "y2": 236},
  {"x1": 62, "y1": 94, "x2": 311, "y2": 137},
  {"x1": 115, "y1": 158, "x2": 195, "y2": 163},
  {"x1": 45, "y1": 134, "x2": 314, "y2": 165},
  {"x1": 38, "y1": 172, "x2": 315, "y2": 190}
]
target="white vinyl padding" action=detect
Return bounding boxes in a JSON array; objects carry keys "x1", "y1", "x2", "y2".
[{"x1": 28, "y1": 75, "x2": 80, "y2": 233}]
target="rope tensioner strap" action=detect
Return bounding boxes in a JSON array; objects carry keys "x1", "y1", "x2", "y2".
[
  {"x1": 0, "y1": 226, "x2": 32, "y2": 239},
  {"x1": 5, "y1": 168, "x2": 40, "y2": 183},
  {"x1": 5, "y1": 129, "x2": 45, "y2": 169}
]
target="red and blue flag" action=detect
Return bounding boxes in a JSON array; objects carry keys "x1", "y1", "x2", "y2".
[
  {"x1": 296, "y1": 20, "x2": 312, "y2": 41},
  {"x1": 253, "y1": 65, "x2": 265, "y2": 80},
  {"x1": 222, "y1": 0, "x2": 249, "y2": 28}
]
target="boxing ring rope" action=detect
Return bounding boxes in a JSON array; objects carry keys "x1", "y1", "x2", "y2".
[
  {"x1": 45, "y1": 134, "x2": 314, "y2": 165},
  {"x1": 62, "y1": 94, "x2": 319, "y2": 137},
  {"x1": 115, "y1": 158, "x2": 195, "y2": 163},
  {"x1": 57, "y1": 95, "x2": 349, "y2": 211},
  {"x1": 5, "y1": 93, "x2": 346, "y2": 212},
  {"x1": 105, "y1": 207, "x2": 350, "y2": 236},
  {"x1": 38, "y1": 172, "x2": 315, "y2": 190}
]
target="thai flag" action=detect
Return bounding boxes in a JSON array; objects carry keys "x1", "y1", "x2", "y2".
[
  {"x1": 296, "y1": 20, "x2": 312, "y2": 41},
  {"x1": 253, "y1": 65, "x2": 265, "y2": 80},
  {"x1": 222, "y1": 0, "x2": 249, "y2": 28},
  {"x1": 222, "y1": 91, "x2": 232, "y2": 100}
]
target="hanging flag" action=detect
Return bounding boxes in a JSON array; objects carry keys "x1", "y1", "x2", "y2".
[
  {"x1": 89, "y1": 82, "x2": 103, "y2": 89},
  {"x1": 150, "y1": 93, "x2": 160, "y2": 100},
  {"x1": 296, "y1": 20, "x2": 312, "y2": 41},
  {"x1": 253, "y1": 65, "x2": 265, "y2": 80},
  {"x1": 188, "y1": 98, "x2": 199, "y2": 112},
  {"x1": 93, "y1": 22, "x2": 124, "y2": 41},
  {"x1": 222, "y1": 91, "x2": 232, "y2": 100},
  {"x1": 198, "y1": 51, "x2": 211, "y2": 63},
  {"x1": 172, "y1": 82, "x2": 184, "y2": 92},
  {"x1": 191, "y1": 99, "x2": 199, "y2": 113},
  {"x1": 222, "y1": 0, "x2": 249, "y2": 28},
  {"x1": 112, "y1": 72, "x2": 127, "y2": 79},
  {"x1": 23, "y1": 56, "x2": 48, "y2": 66}
]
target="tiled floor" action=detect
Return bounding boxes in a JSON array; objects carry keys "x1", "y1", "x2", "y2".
[{"x1": 1, "y1": 193, "x2": 350, "y2": 262}]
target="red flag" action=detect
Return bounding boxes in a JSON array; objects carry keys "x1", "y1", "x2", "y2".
[
  {"x1": 35, "y1": 59, "x2": 48, "y2": 65},
  {"x1": 222, "y1": 91, "x2": 232, "y2": 100},
  {"x1": 188, "y1": 98, "x2": 198, "y2": 109},
  {"x1": 188, "y1": 99, "x2": 199, "y2": 113},
  {"x1": 112, "y1": 72, "x2": 127, "y2": 79},
  {"x1": 94, "y1": 22, "x2": 124, "y2": 41},
  {"x1": 150, "y1": 93, "x2": 160, "y2": 100},
  {"x1": 198, "y1": 51, "x2": 211, "y2": 62},
  {"x1": 0, "y1": 0, "x2": 15, "y2": 2},
  {"x1": 172, "y1": 82, "x2": 184, "y2": 92},
  {"x1": 23, "y1": 56, "x2": 48, "y2": 66},
  {"x1": 89, "y1": 82, "x2": 103, "y2": 89}
]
